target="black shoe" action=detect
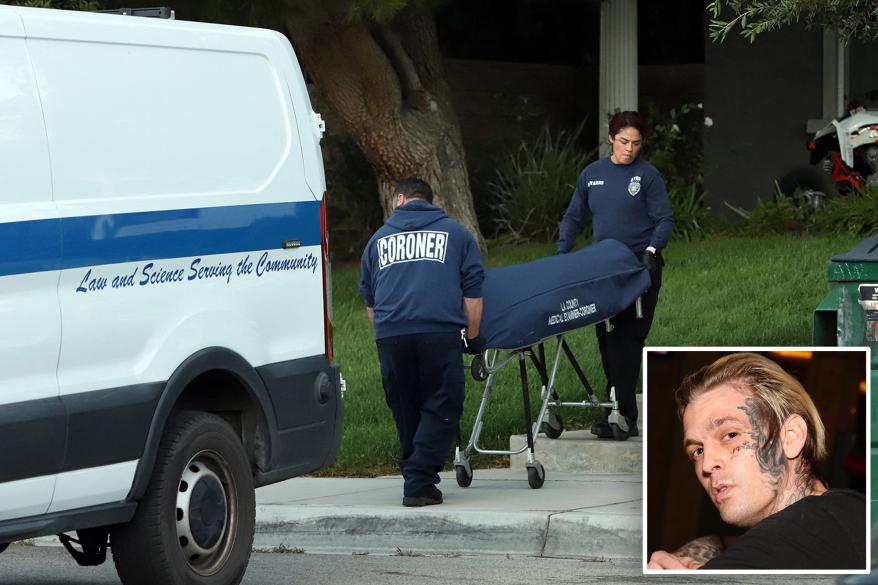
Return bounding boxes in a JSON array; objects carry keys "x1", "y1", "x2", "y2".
[
  {"x1": 402, "y1": 485, "x2": 443, "y2": 507},
  {"x1": 625, "y1": 417, "x2": 639, "y2": 438},
  {"x1": 591, "y1": 418, "x2": 638, "y2": 439}
]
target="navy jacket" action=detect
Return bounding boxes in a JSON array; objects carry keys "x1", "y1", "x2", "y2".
[
  {"x1": 359, "y1": 200, "x2": 484, "y2": 340},
  {"x1": 557, "y1": 157, "x2": 675, "y2": 254}
]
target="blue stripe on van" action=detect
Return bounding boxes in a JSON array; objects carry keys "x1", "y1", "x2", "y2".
[
  {"x1": 1, "y1": 200, "x2": 320, "y2": 278},
  {"x1": 0, "y1": 217, "x2": 62, "y2": 276}
]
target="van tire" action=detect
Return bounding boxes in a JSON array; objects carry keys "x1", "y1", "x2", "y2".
[{"x1": 111, "y1": 411, "x2": 255, "y2": 585}]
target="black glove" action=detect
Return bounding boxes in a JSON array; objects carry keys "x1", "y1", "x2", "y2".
[
  {"x1": 641, "y1": 249, "x2": 659, "y2": 277},
  {"x1": 463, "y1": 334, "x2": 486, "y2": 355}
]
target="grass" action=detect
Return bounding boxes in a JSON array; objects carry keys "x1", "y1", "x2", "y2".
[{"x1": 323, "y1": 233, "x2": 861, "y2": 476}]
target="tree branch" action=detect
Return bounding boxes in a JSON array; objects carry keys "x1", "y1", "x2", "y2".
[
  {"x1": 394, "y1": 8, "x2": 446, "y2": 95},
  {"x1": 372, "y1": 23, "x2": 423, "y2": 97}
]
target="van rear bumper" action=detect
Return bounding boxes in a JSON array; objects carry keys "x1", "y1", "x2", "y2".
[{"x1": 255, "y1": 357, "x2": 343, "y2": 487}]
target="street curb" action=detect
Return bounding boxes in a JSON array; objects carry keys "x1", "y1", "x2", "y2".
[{"x1": 253, "y1": 503, "x2": 641, "y2": 560}]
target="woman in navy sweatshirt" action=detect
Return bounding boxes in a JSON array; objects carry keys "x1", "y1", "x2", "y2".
[{"x1": 556, "y1": 111, "x2": 674, "y2": 439}]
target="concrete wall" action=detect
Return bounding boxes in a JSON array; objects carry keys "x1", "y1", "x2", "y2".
[
  {"x1": 850, "y1": 39, "x2": 878, "y2": 103},
  {"x1": 445, "y1": 59, "x2": 598, "y2": 190},
  {"x1": 446, "y1": 58, "x2": 704, "y2": 189},
  {"x1": 704, "y1": 28, "x2": 823, "y2": 210}
]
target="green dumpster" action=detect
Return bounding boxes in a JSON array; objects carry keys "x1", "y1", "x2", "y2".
[{"x1": 814, "y1": 234, "x2": 878, "y2": 519}]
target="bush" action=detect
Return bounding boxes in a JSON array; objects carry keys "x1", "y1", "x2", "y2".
[
  {"x1": 642, "y1": 102, "x2": 707, "y2": 189},
  {"x1": 488, "y1": 125, "x2": 595, "y2": 243},
  {"x1": 748, "y1": 193, "x2": 812, "y2": 235},
  {"x1": 814, "y1": 187, "x2": 878, "y2": 236},
  {"x1": 640, "y1": 102, "x2": 712, "y2": 242},
  {"x1": 725, "y1": 191, "x2": 811, "y2": 236},
  {"x1": 725, "y1": 185, "x2": 878, "y2": 237},
  {"x1": 668, "y1": 183, "x2": 709, "y2": 241}
]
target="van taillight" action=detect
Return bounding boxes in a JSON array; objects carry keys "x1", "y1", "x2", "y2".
[{"x1": 320, "y1": 194, "x2": 334, "y2": 361}]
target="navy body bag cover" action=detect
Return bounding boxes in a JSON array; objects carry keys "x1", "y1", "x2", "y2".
[{"x1": 480, "y1": 239, "x2": 652, "y2": 350}]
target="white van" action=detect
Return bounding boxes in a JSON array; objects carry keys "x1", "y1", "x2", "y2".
[{"x1": 0, "y1": 6, "x2": 343, "y2": 585}]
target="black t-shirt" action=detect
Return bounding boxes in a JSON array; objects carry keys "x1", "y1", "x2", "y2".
[{"x1": 701, "y1": 489, "x2": 866, "y2": 570}]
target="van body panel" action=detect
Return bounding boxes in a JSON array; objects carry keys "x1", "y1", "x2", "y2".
[
  {"x1": 0, "y1": 21, "x2": 61, "y2": 519},
  {"x1": 26, "y1": 41, "x2": 298, "y2": 203},
  {"x1": 47, "y1": 461, "x2": 139, "y2": 514},
  {"x1": 55, "y1": 214, "x2": 323, "y2": 394},
  {"x1": 267, "y1": 30, "x2": 327, "y2": 197},
  {"x1": 0, "y1": 5, "x2": 342, "y2": 551},
  {"x1": 0, "y1": 476, "x2": 57, "y2": 523},
  {"x1": 0, "y1": 394, "x2": 65, "y2": 482},
  {"x1": 0, "y1": 7, "x2": 23, "y2": 36},
  {"x1": 0, "y1": 24, "x2": 54, "y2": 208}
]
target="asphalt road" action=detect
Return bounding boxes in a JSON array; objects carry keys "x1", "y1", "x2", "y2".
[{"x1": 0, "y1": 544, "x2": 853, "y2": 585}]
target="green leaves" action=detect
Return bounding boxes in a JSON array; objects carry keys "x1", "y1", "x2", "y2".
[
  {"x1": 814, "y1": 187, "x2": 878, "y2": 236},
  {"x1": 8, "y1": 0, "x2": 99, "y2": 9},
  {"x1": 708, "y1": 0, "x2": 878, "y2": 43},
  {"x1": 668, "y1": 183, "x2": 710, "y2": 242},
  {"x1": 488, "y1": 124, "x2": 595, "y2": 243}
]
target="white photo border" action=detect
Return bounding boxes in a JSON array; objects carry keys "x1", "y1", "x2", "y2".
[{"x1": 641, "y1": 345, "x2": 872, "y2": 576}]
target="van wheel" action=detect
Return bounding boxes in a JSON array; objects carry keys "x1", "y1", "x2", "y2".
[{"x1": 111, "y1": 412, "x2": 255, "y2": 585}]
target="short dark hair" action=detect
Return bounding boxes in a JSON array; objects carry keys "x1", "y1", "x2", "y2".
[
  {"x1": 608, "y1": 110, "x2": 649, "y2": 138},
  {"x1": 393, "y1": 177, "x2": 433, "y2": 203}
]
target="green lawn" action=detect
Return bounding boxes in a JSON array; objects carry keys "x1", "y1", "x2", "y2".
[{"x1": 324, "y1": 234, "x2": 861, "y2": 476}]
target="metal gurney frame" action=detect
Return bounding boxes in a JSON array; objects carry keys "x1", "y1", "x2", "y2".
[{"x1": 453, "y1": 298, "x2": 642, "y2": 490}]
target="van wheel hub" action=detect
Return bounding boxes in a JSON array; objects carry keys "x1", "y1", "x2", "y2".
[{"x1": 176, "y1": 452, "x2": 235, "y2": 573}]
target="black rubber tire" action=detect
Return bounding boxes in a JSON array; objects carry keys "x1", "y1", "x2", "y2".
[
  {"x1": 455, "y1": 465, "x2": 473, "y2": 488},
  {"x1": 777, "y1": 166, "x2": 839, "y2": 200},
  {"x1": 527, "y1": 463, "x2": 545, "y2": 489},
  {"x1": 0, "y1": 542, "x2": 8, "y2": 554},
  {"x1": 542, "y1": 413, "x2": 564, "y2": 440},
  {"x1": 611, "y1": 423, "x2": 630, "y2": 442},
  {"x1": 111, "y1": 411, "x2": 255, "y2": 585}
]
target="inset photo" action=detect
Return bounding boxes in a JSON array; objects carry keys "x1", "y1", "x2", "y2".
[{"x1": 644, "y1": 348, "x2": 870, "y2": 574}]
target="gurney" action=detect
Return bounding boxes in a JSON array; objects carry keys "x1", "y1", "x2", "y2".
[{"x1": 454, "y1": 238, "x2": 651, "y2": 489}]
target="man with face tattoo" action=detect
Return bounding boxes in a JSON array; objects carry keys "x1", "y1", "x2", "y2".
[{"x1": 648, "y1": 353, "x2": 866, "y2": 570}]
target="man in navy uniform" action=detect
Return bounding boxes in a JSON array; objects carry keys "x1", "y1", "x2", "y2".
[{"x1": 360, "y1": 178, "x2": 485, "y2": 506}]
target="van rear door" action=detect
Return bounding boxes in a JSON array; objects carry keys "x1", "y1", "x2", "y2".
[{"x1": 0, "y1": 9, "x2": 64, "y2": 522}]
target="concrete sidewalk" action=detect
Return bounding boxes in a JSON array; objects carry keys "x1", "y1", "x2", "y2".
[{"x1": 254, "y1": 469, "x2": 642, "y2": 560}]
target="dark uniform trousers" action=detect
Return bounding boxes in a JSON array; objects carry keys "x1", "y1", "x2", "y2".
[
  {"x1": 376, "y1": 331, "x2": 465, "y2": 497},
  {"x1": 595, "y1": 259, "x2": 662, "y2": 423}
]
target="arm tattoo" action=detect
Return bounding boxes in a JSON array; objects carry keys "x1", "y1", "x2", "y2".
[{"x1": 674, "y1": 536, "x2": 724, "y2": 565}]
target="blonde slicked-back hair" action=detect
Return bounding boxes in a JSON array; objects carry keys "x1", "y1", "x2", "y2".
[{"x1": 675, "y1": 352, "x2": 827, "y2": 469}]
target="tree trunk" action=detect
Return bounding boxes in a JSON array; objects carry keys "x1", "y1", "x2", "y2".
[{"x1": 282, "y1": 4, "x2": 486, "y2": 251}]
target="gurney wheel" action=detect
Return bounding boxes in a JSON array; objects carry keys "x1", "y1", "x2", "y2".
[
  {"x1": 542, "y1": 413, "x2": 563, "y2": 439},
  {"x1": 527, "y1": 462, "x2": 545, "y2": 489},
  {"x1": 470, "y1": 356, "x2": 489, "y2": 382},
  {"x1": 455, "y1": 464, "x2": 473, "y2": 488},
  {"x1": 610, "y1": 423, "x2": 630, "y2": 441}
]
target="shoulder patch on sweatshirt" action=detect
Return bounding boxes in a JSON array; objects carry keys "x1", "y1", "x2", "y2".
[{"x1": 377, "y1": 230, "x2": 448, "y2": 269}]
